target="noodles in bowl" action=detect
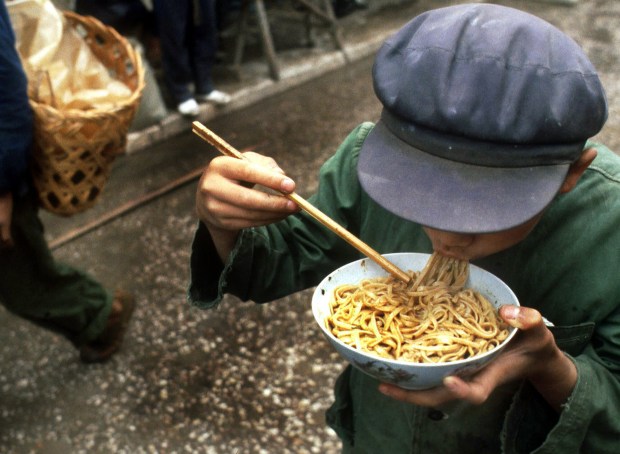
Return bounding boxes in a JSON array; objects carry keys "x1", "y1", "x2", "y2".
[{"x1": 312, "y1": 253, "x2": 519, "y2": 389}]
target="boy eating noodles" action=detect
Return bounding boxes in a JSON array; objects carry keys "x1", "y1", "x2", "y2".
[{"x1": 189, "y1": 4, "x2": 620, "y2": 452}]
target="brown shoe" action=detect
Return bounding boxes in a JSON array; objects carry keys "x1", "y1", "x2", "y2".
[{"x1": 79, "y1": 290, "x2": 136, "y2": 363}]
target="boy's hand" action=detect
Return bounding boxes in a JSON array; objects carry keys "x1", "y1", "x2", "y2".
[
  {"x1": 0, "y1": 192, "x2": 14, "y2": 249},
  {"x1": 378, "y1": 306, "x2": 577, "y2": 413},
  {"x1": 195, "y1": 152, "x2": 299, "y2": 261}
]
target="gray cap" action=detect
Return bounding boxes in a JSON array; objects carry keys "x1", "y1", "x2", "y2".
[{"x1": 358, "y1": 3, "x2": 608, "y2": 233}]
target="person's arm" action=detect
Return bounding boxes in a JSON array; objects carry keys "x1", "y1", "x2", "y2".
[
  {"x1": 194, "y1": 151, "x2": 298, "y2": 263},
  {"x1": 508, "y1": 307, "x2": 620, "y2": 453},
  {"x1": 188, "y1": 123, "x2": 375, "y2": 309}
]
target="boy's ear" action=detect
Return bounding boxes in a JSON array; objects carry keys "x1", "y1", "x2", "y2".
[{"x1": 559, "y1": 147, "x2": 598, "y2": 194}]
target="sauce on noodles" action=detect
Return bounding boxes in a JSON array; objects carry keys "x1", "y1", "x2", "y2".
[{"x1": 325, "y1": 253, "x2": 510, "y2": 363}]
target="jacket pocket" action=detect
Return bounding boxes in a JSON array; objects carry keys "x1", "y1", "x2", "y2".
[{"x1": 548, "y1": 322, "x2": 595, "y2": 356}]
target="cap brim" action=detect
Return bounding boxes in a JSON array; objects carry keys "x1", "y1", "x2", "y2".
[{"x1": 358, "y1": 122, "x2": 569, "y2": 233}]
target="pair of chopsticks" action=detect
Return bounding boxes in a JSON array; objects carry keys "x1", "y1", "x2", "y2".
[{"x1": 191, "y1": 121, "x2": 411, "y2": 283}]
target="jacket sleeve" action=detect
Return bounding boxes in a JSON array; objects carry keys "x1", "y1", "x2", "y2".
[
  {"x1": 187, "y1": 122, "x2": 375, "y2": 309},
  {"x1": 503, "y1": 330, "x2": 620, "y2": 453},
  {"x1": 0, "y1": 2, "x2": 33, "y2": 194}
]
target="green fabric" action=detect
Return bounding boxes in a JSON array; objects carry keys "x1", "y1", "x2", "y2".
[
  {"x1": 0, "y1": 191, "x2": 112, "y2": 347},
  {"x1": 189, "y1": 124, "x2": 620, "y2": 453}
]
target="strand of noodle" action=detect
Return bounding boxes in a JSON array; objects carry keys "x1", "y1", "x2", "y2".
[{"x1": 445, "y1": 304, "x2": 498, "y2": 339}]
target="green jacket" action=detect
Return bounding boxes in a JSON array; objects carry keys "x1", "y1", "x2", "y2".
[{"x1": 189, "y1": 123, "x2": 620, "y2": 453}]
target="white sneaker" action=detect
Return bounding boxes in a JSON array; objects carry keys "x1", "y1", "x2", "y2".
[
  {"x1": 197, "y1": 90, "x2": 231, "y2": 105},
  {"x1": 177, "y1": 98, "x2": 200, "y2": 117}
]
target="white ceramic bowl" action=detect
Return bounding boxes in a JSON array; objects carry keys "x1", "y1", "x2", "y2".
[{"x1": 312, "y1": 252, "x2": 519, "y2": 390}]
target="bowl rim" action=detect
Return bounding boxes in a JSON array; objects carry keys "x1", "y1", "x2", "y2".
[{"x1": 312, "y1": 252, "x2": 520, "y2": 369}]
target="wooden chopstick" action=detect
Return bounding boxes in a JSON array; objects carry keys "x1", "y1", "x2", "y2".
[{"x1": 192, "y1": 121, "x2": 411, "y2": 283}]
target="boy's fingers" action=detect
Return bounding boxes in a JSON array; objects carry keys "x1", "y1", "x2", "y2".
[
  {"x1": 244, "y1": 162, "x2": 296, "y2": 194},
  {"x1": 499, "y1": 305, "x2": 543, "y2": 330},
  {"x1": 212, "y1": 156, "x2": 296, "y2": 195}
]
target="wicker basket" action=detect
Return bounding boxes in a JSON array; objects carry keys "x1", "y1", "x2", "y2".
[{"x1": 29, "y1": 11, "x2": 145, "y2": 216}]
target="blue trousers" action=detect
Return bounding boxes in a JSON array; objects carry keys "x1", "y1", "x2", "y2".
[{"x1": 154, "y1": 0, "x2": 219, "y2": 104}]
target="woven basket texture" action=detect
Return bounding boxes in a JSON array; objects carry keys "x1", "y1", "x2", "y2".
[{"x1": 29, "y1": 11, "x2": 144, "y2": 216}]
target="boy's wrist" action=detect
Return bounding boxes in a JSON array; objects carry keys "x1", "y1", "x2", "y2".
[
  {"x1": 205, "y1": 223, "x2": 240, "y2": 264},
  {"x1": 528, "y1": 348, "x2": 577, "y2": 412}
]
